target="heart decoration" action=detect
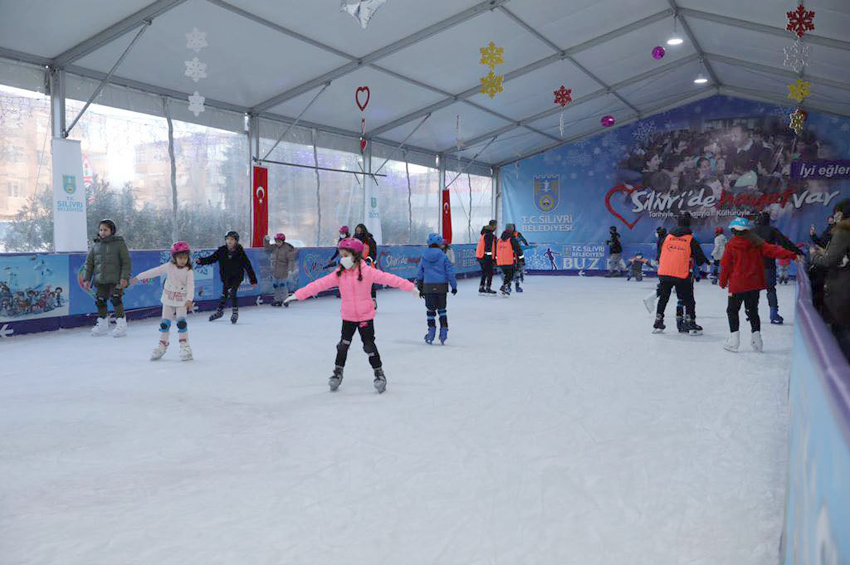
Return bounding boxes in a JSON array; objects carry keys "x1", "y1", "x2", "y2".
[
  {"x1": 360, "y1": 138, "x2": 367, "y2": 153},
  {"x1": 356, "y1": 86, "x2": 370, "y2": 111},
  {"x1": 604, "y1": 185, "x2": 643, "y2": 230}
]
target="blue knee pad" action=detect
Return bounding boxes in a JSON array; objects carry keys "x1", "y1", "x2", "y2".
[
  {"x1": 437, "y1": 309, "x2": 447, "y2": 317},
  {"x1": 159, "y1": 319, "x2": 172, "y2": 333},
  {"x1": 176, "y1": 318, "x2": 188, "y2": 333},
  {"x1": 272, "y1": 283, "x2": 278, "y2": 288}
]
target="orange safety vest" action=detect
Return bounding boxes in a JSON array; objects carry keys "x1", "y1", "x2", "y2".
[
  {"x1": 496, "y1": 238, "x2": 515, "y2": 267},
  {"x1": 476, "y1": 233, "x2": 494, "y2": 259},
  {"x1": 658, "y1": 234, "x2": 693, "y2": 279},
  {"x1": 362, "y1": 242, "x2": 371, "y2": 259}
]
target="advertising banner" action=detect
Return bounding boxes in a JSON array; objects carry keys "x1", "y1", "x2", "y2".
[
  {"x1": 51, "y1": 138, "x2": 88, "y2": 252},
  {"x1": 0, "y1": 254, "x2": 69, "y2": 322}
]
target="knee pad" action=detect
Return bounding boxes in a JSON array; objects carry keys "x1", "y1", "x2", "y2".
[
  {"x1": 159, "y1": 319, "x2": 171, "y2": 332},
  {"x1": 272, "y1": 283, "x2": 278, "y2": 289},
  {"x1": 95, "y1": 296, "x2": 108, "y2": 307},
  {"x1": 110, "y1": 291, "x2": 123, "y2": 304},
  {"x1": 362, "y1": 340, "x2": 377, "y2": 354},
  {"x1": 337, "y1": 339, "x2": 351, "y2": 353},
  {"x1": 426, "y1": 310, "x2": 436, "y2": 317},
  {"x1": 438, "y1": 309, "x2": 447, "y2": 317},
  {"x1": 176, "y1": 318, "x2": 188, "y2": 333}
]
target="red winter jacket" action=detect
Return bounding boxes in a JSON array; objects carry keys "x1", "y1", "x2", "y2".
[{"x1": 719, "y1": 236, "x2": 798, "y2": 294}]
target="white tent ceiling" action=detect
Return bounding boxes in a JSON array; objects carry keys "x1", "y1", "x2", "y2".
[{"x1": 1, "y1": 0, "x2": 849, "y2": 168}]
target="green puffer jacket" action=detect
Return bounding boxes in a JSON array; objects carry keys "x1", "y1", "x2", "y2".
[{"x1": 84, "y1": 235, "x2": 131, "y2": 285}]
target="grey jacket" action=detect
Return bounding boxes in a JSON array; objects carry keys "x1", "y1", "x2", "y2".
[
  {"x1": 812, "y1": 219, "x2": 850, "y2": 326},
  {"x1": 263, "y1": 237, "x2": 299, "y2": 279},
  {"x1": 84, "y1": 235, "x2": 131, "y2": 285}
]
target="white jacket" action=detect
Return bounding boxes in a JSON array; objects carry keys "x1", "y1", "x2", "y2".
[
  {"x1": 135, "y1": 262, "x2": 195, "y2": 307},
  {"x1": 712, "y1": 234, "x2": 728, "y2": 261}
]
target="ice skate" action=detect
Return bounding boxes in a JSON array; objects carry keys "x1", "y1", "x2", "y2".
[
  {"x1": 684, "y1": 317, "x2": 703, "y2": 336},
  {"x1": 439, "y1": 327, "x2": 448, "y2": 345},
  {"x1": 150, "y1": 342, "x2": 168, "y2": 360},
  {"x1": 500, "y1": 284, "x2": 510, "y2": 297},
  {"x1": 91, "y1": 317, "x2": 109, "y2": 336},
  {"x1": 209, "y1": 308, "x2": 223, "y2": 321},
  {"x1": 676, "y1": 315, "x2": 686, "y2": 333},
  {"x1": 642, "y1": 291, "x2": 657, "y2": 314},
  {"x1": 769, "y1": 308, "x2": 783, "y2": 325},
  {"x1": 112, "y1": 317, "x2": 127, "y2": 338},
  {"x1": 271, "y1": 301, "x2": 282, "y2": 307},
  {"x1": 425, "y1": 326, "x2": 436, "y2": 344},
  {"x1": 723, "y1": 331, "x2": 740, "y2": 352},
  {"x1": 751, "y1": 331, "x2": 763, "y2": 352},
  {"x1": 329, "y1": 366, "x2": 343, "y2": 391},
  {"x1": 373, "y1": 368, "x2": 387, "y2": 394},
  {"x1": 230, "y1": 309, "x2": 238, "y2": 324},
  {"x1": 479, "y1": 284, "x2": 486, "y2": 295},
  {"x1": 515, "y1": 282, "x2": 523, "y2": 293},
  {"x1": 179, "y1": 342, "x2": 193, "y2": 361},
  {"x1": 652, "y1": 314, "x2": 665, "y2": 333}
]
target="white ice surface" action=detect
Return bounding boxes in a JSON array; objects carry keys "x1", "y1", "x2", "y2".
[{"x1": 0, "y1": 277, "x2": 794, "y2": 565}]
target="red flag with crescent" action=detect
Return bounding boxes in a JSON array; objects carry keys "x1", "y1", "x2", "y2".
[
  {"x1": 252, "y1": 166, "x2": 268, "y2": 247},
  {"x1": 441, "y1": 188, "x2": 452, "y2": 244}
]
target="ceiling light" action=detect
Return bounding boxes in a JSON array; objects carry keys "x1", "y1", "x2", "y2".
[
  {"x1": 694, "y1": 74, "x2": 708, "y2": 84},
  {"x1": 667, "y1": 16, "x2": 684, "y2": 46}
]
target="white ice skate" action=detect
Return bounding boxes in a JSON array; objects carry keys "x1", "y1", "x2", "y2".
[
  {"x1": 642, "y1": 291, "x2": 657, "y2": 315},
  {"x1": 723, "y1": 331, "x2": 740, "y2": 352},
  {"x1": 91, "y1": 317, "x2": 109, "y2": 336},
  {"x1": 179, "y1": 342, "x2": 193, "y2": 361},
  {"x1": 150, "y1": 342, "x2": 168, "y2": 361},
  {"x1": 751, "y1": 331, "x2": 763, "y2": 352},
  {"x1": 112, "y1": 317, "x2": 127, "y2": 338}
]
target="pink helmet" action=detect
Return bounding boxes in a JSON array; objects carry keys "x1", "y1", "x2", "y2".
[
  {"x1": 338, "y1": 237, "x2": 364, "y2": 254},
  {"x1": 274, "y1": 233, "x2": 286, "y2": 241},
  {"x1": 170, "y1": 241, "x2": 190, "y2": 254},
  {"x1": 339, "y1": 225, "x2": 350, "y2": 235}
]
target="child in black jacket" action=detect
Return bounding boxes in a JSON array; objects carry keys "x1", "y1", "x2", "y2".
[{"x1": 197, "y1": 231, "x2": 257, "y2": 324}]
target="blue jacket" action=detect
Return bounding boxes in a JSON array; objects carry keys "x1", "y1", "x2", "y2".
[{"x1": 417, "y1": 248, "x2": 457, "y2": 290}]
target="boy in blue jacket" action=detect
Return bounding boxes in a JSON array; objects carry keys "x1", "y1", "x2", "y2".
[{"x1": 417, "y1": 233, "x2": 458, "y2": 345}]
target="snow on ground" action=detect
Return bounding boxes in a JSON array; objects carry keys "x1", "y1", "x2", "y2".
[{"x1": 0, "y1": 276, "x2": 794, "y2": 565}]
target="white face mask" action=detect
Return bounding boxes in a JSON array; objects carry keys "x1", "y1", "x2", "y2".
[{"x1": 340, "y1": 256, "x2": 355, "y2": 270}]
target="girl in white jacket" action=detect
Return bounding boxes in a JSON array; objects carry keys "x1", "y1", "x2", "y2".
[
  {"x1": 131, "y1": 242, "x2": 195, "y2": 361},
  {"x1": 711, "y1": 227, "x2": 728, "y2": 285}
]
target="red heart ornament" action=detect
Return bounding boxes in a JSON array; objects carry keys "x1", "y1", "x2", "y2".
[
  {"x1": 605, "y1": 184, "x2": 643, "y2": 230},
  {"x1": 360, "y1": 138, "x2": 367, "y2": 153},
  {"x1": 356, "y1": 86, "x2": 370, "y2": 111}
]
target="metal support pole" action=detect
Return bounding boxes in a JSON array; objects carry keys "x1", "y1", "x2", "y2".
[
  {"x1": 493, "y1": 168, "x2": 500, "y2": 223},
  {"x1": 404, "y1": 149, "x2": 412, "y2": 243},
  {"x1": 467, "y1": 172, "x2": 473, "y2": 244},
  {"x1": 255, "y1": 158, "x2": 386, "y2": 177},
  {"x1": 261, "y1": 82, "x2": 330, "y2": 161},
  {"x1": 64, "y1": 21, "x2": 150, "y2": 137},
  {"x1": 162, "y1": 97, "x2": 179, "y2": 243},
  {"x1": 312, "y1": 128, "x2": 322, "y2": 246},
  {"x1": 437, "y1": 155, "x2": 445, "y2": 234},
  {"x1": 49, "y1": 68, "x2": 66, "y2": 139},
  {"x1": 372, "y1": 113, "x2": 431, "y2": 176}
]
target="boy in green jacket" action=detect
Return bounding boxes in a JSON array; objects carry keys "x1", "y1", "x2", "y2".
[{"x1": 83, "y1": 219, "x2": 132, "y2": 337}]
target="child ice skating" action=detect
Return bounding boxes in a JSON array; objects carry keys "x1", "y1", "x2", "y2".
[
  {"x1": 506, "y1": 223, "x2": 528, "y2": 292},
  {"x1": 719, "y1": 218, "x2": 798, "y2": 352},
  {"x1": 777, "y1": 257, "x2": 791, "y2": 284},
  {"x1": 496, "y1": 228, "x2": 523, "y2": 296},
  {"x1": 284, "y1": 237, "x2": 418, "y2": 393},
  {"x1": 130, "y1": 242, "x2": 195, "y2": 361},
  {"x1": 711, "y1": 227, "x2": 728, "y2": 284},
  {"x1": 417, "y1": 233, "x2": 457, "y2": 345},
  {"x1": 197, "y1": 231, "x2": 257, "y2": 324},
  {"x1": 476, "y1": 221, "x2": 498, "y2": 294},
  {"x1": 324, "y1": 226, "x2": 350, "y2": 268},
  {"x1": 626, "y1": 253, "x2": 650, "y2": 281},
  {"x1": 263, "y1": 233, "x2": 298, "y2": 307},
  {"x1": 82, "y1": 219, "x2": 132, "y2": 337}
]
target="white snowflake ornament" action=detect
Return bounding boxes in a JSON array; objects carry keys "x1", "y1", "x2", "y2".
[
  {"x1": 184, "y1": 57, "x2": 207, "y2": 82},
  {"x1": 186, "y1": 28, "x2": 208, "y2": 53},
  {"x1": 188, "y1": 91, "x2": 205, "y2": 117},
  {"x1": 632, "y1": 121, "x2": 656, "y2": 143},
  {"x1": 340, "y1": 0, "x2": 388, "y2": 29},
  {"x1": 783, "y1": 39, "x2": 811, "y2": 73}
]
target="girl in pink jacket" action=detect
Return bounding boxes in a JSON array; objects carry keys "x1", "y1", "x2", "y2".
[
  {"x1": 284, "y1": 237, "x2": 418, "y2": 393},
  {"x1": 130, "y1": 242, "x2": 195, "y2": 361}
]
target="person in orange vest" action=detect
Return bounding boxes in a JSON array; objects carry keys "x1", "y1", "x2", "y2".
[
  {"x1": 496, "y1": 228, "x2": 523, "y2": 296},
  {"x1": 476, "y1": 220, "x2": 498, "y2": 295},
  {"x1": 505, "y1": 223, "x2": 528, "y2": 292},
  {"x1": 653, "y1": 213, "x2": 710, "y2": 335}
]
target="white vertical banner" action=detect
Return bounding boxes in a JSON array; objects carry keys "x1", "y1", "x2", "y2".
[
  {"x1": 51, "y1": 138, "x2": 88, "y2": 252},
  {"x1": 364, "y1": 178, "x2": 383, "y2": 245}
]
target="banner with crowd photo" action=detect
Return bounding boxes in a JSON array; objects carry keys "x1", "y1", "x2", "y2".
[
  {"x1": 0, "y1": 254, "x2": 70, "y2": 323},
  {"x1": 502, "y1": 95, "x2": 850, "y2": 246}
]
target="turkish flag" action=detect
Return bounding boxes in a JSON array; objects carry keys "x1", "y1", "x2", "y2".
[
  {"x1": 252, "y1": 166, "x2": 268, "y2": 247},
  {"x1": 441, "y1": 188, "x2": 452, "y2": 244}
]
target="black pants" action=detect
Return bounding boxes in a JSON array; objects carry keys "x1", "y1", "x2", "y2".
[
  {"x1": 657, "y1": 275, "x2": 695, "y2": 319},
  {"x1": 501, "y1": 266, "x2": 515, "y2": 287},
  {"x1": 218, "y1": 281, "x2": 240, "y2": 310},
  {"x1": 95, "y1": 283, "x2": 124, "y2": 318},
  {"x1": 424, "y1": 293, "x2": 448, "y2": 328},
  {"x1": 764, "y1": 266, "x2": 778, "y2": 309},
  {"x1": 335, "y1": 320, "x2": 382, "y2": 369},
  {"x1": 727, "y1": 290, "x2": 760, "y2": 333},
  {"x1": 479, "y1": 256, "x2": 494, "y2": 288}
]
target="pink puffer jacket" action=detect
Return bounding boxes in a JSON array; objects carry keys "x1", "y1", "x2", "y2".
[{"x1": 294, "y1": 263, "x2": 415, "y2": 322}]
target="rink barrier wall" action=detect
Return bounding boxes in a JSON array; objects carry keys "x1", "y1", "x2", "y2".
[
  {"x1": 0, "y1": 244, "x2": 481, "y2": 337},
  {"x1": 780, "y1": 269, "x2": 850, "y2": 564}
]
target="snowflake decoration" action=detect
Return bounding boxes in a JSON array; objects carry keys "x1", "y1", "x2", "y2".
[
  {"x1": 599, "y1": 131, "x2": 618, "y2": 148},
  {"x1": 188, "y1": 91, "x2": 205, "y2": 117},
  {"x1": 184, "y1": 57, "x2": 207, "y2": 82},
  {"x1": 588, "y1": 171, "x2": 595, "y2": 177},
  {"x1": 631, "y1": 121, "x2": 656, "y2": 143},
  {"x1": 564, "y1": 150, "x2": 592, "y2": 167},
  {"x1": 841, "y1": 122, "x2": 850, "y2": 133},
  {"x1": 789, "y1": 108, "x2": 807, "y2": 135},
  {"x1": 569, "y1": 172, "x2": 577, "y2": 179},
  {"x1": 480, "y1": 71, "x2": 504, "y2": 99},
  {"x1": 593, "y1": 146, "x2": 602, "y2": 156},
  {"x1": 185, "y1": 28, "x2": 208, "y2": 53},
  {"x1": 479, "y1": 41, "x2": 504, "y2": 70},
  {"x1": 663, "y1": 121, "x2": 676, "y2": 131},
  {"x1": 553, "y1": 85, "x2": 572, "y2": 107},
  {"x1": 786, "y1": 4, "x2": 815, "y2": 38},
  {"x1": 575, "y1": 138, "x2": 592, "y2": 148},
  {"x1": 787, "y1": 79, "x2": 811, "y2": 103},
  {"x1": 783, "y1": 39, "x2": 811, "y2": 72},
  {"x1": 340, "y1": 0, "x2": 388, "y2": 29}
]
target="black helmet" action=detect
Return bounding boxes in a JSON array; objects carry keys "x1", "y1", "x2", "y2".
[
  {"x1": 99, "y1": 219, "x2": 116, "y2": 234},
  {"x1": 225, "y1": 230, "x2": 239, "y2": 241},
  {"x1": 755, "y1": 211, "x2": 771, "y2": 226}
]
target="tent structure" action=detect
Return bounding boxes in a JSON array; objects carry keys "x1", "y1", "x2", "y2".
[{"x1": 1, "y1": 0, "x2": 848, "y2": 170}]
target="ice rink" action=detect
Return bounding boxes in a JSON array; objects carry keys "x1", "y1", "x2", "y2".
[{"x1": 0, "y1": 276, "x2": 795, "y2": 565}]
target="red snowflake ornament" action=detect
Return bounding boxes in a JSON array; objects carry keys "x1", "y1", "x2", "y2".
[
  {"x1": 786, "y1": 4, "x2": 815, "y2": 38},
  {"x1": 554, "y1": 85, "x2": 572, "y2": 107}
]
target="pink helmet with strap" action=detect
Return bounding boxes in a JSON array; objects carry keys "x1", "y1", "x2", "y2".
[
  {"x1": 338, "y1": 237, "x2": 363, "y2": 254},
  {"x1": 339, "y1": 225, "x2": 350, "y2": 235},
  {"x1": 170, "y1": 241, "x2": 190, "y2": 254},
  {"x1": 274, "y1": 233, "x2": 286, "y2": 241}
]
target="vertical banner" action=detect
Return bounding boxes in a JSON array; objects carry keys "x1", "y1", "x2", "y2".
[
  {"x1": 365, "y1": 177, "x2": 383, "y2": 245},
  {"x1": 252, "y1": 165, "x2": 268, "y2": 248},
  {"x1": 441, "y1": 188, "x2": 453, "y2": 244},
  {"x1": 51, "y1": 139, "x2": 88, "y2": 252}
]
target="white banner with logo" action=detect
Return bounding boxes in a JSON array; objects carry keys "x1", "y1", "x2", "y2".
[
  {"x1": 364, "y1": 177, "x2": 383, "y2": 245},
  {"x1": 51, "y1": 138, "x2": 88, "y2": 252}
]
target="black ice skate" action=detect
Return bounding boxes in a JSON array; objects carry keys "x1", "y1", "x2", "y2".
[
  {"x1": 230, "y1": 309, "x2": 239, "y2": 324},
  {"x1": 652, "y1": 314, "x2": 665, "y2": 333},
  {"x1": 329, "y1": 366, "x2": 344, "y2": 391},
  {"x1": 209, "y1": 308, "x2": 224, "y2": 322},
  {"x1": 684, "y1": 317, "x2": 703, "y2": 336},
  {"x1": 373, "y1": 368, "x2": 387, "y2": 394},
  {"x1": 479, "y1": 284, "x2": 487, "y2": 295},
  {"x1": 676, "y1": 315, "x2": 687, "y2": 333}
]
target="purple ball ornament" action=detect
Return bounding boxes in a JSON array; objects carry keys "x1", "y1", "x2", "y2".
[
  {"x1": 652, "y1": 46, "x2": 666, "y2": 60},
  {"x1": 601, "y1": 115, "x2": 616, "y2": 127}
]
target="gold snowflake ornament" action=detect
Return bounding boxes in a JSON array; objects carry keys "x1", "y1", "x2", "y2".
[
  {"x1": 789, "y1": 108, "x2": 807, "y2": 135},
  {"x1": 480, "y1": 71, "x2": 504, "y2": 99},
  {"x1": 787, "y1": 79, "x2": 811, "y2": 103},
  {"x1": 479, "y1": 41, "x2": 504, "y2": 70}
]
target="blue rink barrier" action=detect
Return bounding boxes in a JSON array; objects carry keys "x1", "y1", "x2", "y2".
[
  {"x1": 780, "y1": 269, "x2": 850, "y2": 563},
  {"x1": 0, "y1": 244, "x2": 480, "y2": 337}
]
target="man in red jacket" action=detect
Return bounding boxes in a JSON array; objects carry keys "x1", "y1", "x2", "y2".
[{"x1": 719, "y1": 217, "x2": 798, "y2": 352}]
